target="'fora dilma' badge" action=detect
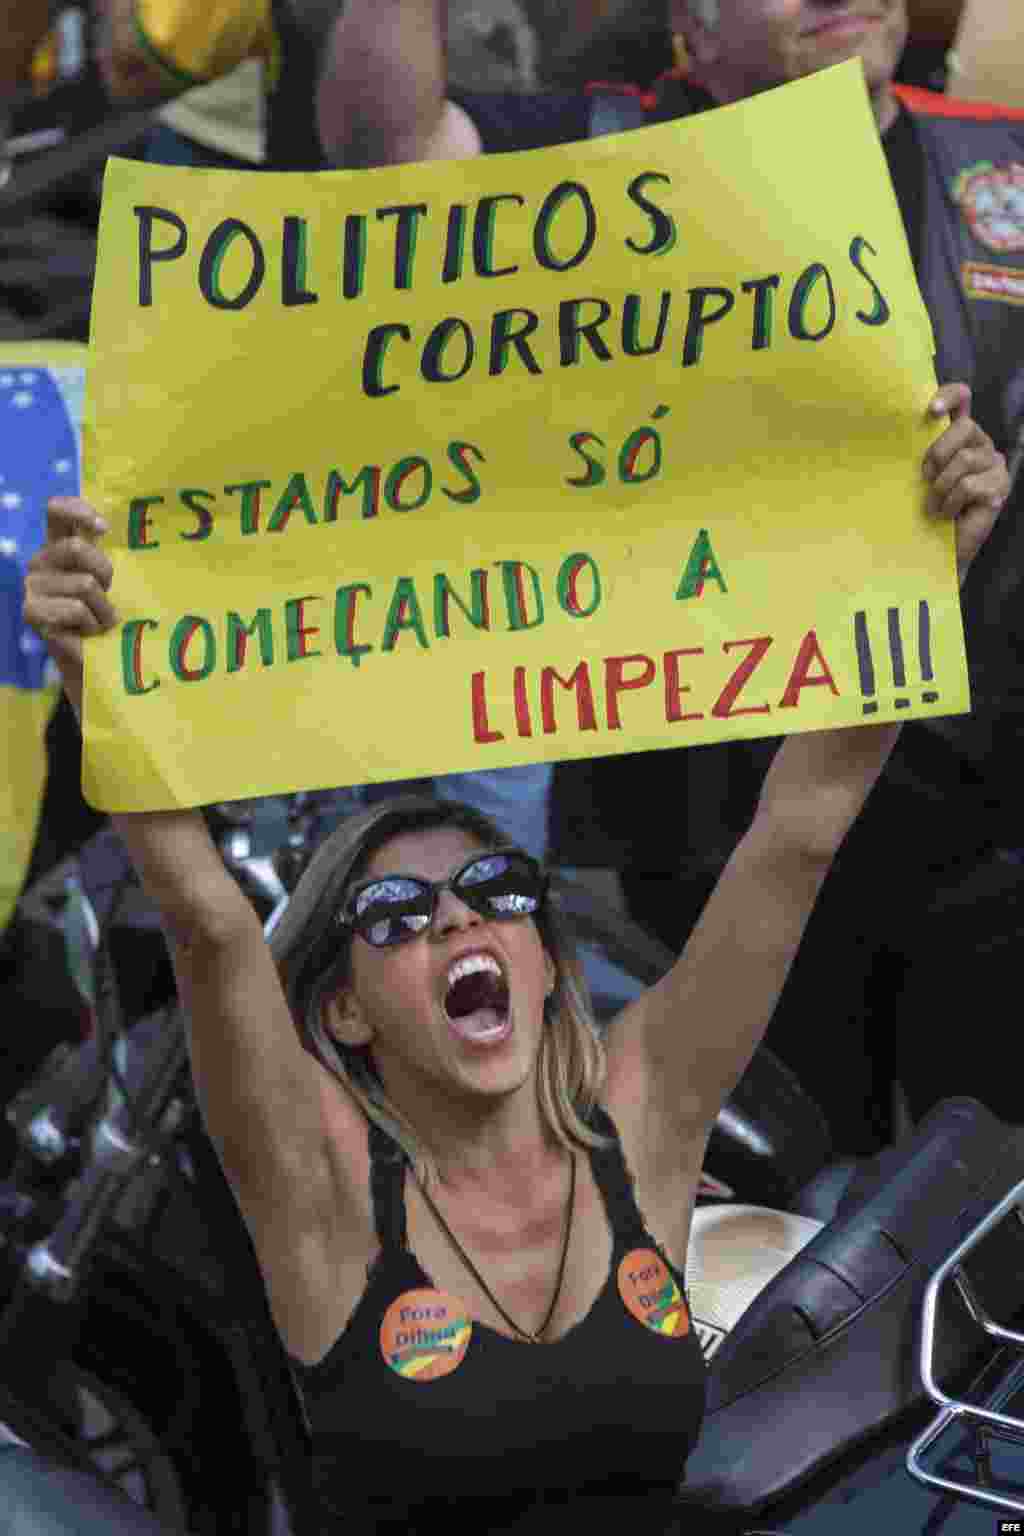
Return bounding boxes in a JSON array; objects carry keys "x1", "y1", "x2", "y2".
[
  {"x1": 618, "y1": 1249, "x2": 691, "y2": 1337},
  {"x1": 379, "y1": 1288, "x2": 473, "y2": 1380}
]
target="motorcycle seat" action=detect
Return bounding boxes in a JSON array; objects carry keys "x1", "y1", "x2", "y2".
[
  {"x1": 677, "y1": 1097, "x2": 1024, "y2": 1516},
  {"x1": 787, "y1": 1156, "x2": 860, "y2": 1224},
  {"x1": 0, "y1": 1445, "x2": 175, "y2": 1535}
]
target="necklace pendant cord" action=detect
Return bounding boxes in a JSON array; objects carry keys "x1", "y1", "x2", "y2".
[{"x1": 418, "y1": 1151, "x2": 577, "y2": 1344}]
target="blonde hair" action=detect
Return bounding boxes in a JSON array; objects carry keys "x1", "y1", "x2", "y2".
[{"x1": 270, "y1": 794, "x2": 610, "y2": 1186}]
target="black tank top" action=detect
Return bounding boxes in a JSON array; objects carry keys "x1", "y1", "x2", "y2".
[{"x1": 289, "y1": 1105, "x2": 707, "y2": 1534}]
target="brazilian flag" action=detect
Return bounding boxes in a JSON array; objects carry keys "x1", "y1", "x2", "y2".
[{"x1": 0, "y1": 343, "x2": 86, "y2": 934}]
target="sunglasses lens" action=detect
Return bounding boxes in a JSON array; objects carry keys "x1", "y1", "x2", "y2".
[
  {"x1": 457, "y1": 853, "x2": 543, "y2": 918},
  {"x1": 351, "y1": 877, "x2": 432, "y2": 946},
  {"x1": 345, "y1": 853, "x2": 543, "y2": 946}
]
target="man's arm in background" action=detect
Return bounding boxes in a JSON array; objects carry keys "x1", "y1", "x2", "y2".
[{"x1": 314, "y1": 0, "x2": 481, "y2": 166}]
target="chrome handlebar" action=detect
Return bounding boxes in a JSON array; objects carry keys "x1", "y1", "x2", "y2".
[{"x1": 906, "y1": 1176, "x2": 1024, "y2": 1515}]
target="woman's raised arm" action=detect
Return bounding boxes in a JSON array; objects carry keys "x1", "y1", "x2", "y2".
[
  {"x1": 604, "y1": 384, "x2": 1010, "y2": 1148},
  {"x1": 22, "y1": 498, "x2": 357, "y2": 1251}
]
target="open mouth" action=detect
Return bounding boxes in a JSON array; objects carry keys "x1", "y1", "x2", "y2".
[{"x1": 443, "y1": 953, "x2": 512, "y2": 1044}]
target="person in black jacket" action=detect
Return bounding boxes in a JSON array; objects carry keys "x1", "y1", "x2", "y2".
[
  {"x1": 622, "y1": 1, "x2": 1024, "y2": 1146},
  {"x1": 313, "y1": 0, "x2": 1024, "y2": 1149}
]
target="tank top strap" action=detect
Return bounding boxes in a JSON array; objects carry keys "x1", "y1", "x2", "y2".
[
  {"x1": 586, "y1": 1102, "x2": 651, "y2": 1249},
  {"x1": 368, "y1": 1118, "x2": 409, "y2": 1252}
]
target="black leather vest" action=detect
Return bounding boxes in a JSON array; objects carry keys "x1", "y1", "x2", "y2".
[{"x1": 908, "y1": 106, "x2": 1024, "y2": 734}]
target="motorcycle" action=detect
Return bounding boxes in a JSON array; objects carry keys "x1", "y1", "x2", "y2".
[{"x1": 1, "y1": 792, "x2": 1023, "y2": 1536}]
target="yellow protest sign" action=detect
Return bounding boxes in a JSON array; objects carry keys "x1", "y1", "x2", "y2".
[{"x1": 82, "y1": 60, "x2": 966, "y2": 813}]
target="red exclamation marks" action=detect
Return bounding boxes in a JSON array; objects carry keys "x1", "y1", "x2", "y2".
[{"x1": 854, "y1": 602, "x2": 938, "y2": 715}]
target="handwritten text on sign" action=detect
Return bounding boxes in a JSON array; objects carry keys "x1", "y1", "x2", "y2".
[{"x1": 81, "y1": 62, "x2": 967, "y2": 811}]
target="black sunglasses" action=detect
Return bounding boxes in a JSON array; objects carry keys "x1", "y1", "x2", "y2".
[{"x1": 339, "y1": 848, "x2": 548, "y2": 949}]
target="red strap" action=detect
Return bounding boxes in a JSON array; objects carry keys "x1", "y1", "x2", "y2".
[
  {"x1": 893, "y1": 83, "x2": 1024, "y2": 123},
  {"x1": 583, "y1": 77, "x2": 1024, "y2": 126},
  {"x1": 583, "y1": 79, "x2": 660, "y2": 113},
  {"x1": 583, "y1": 58, "x2": 692, "y2": 116}
]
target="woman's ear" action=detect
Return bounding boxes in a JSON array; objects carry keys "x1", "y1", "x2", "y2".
[{"x1": 323, "y1": 989, "x2": 374, "y2": 1048}]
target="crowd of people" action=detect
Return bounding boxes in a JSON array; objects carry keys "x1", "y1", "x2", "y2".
[{"x1": 3, "y1": 1, "x2": 1023, "y2": 1531}]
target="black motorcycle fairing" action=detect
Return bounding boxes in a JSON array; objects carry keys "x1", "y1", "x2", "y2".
[
  {"x1": 704, "y1": 1045, "x2": 833, "y2": 1209},
  {"x1": 788, "y1": 1159, "x2": 859, "y2": 1226},
  {"x1": 677, "y1": 1099, "x2": 1024, "y2": 1514}
]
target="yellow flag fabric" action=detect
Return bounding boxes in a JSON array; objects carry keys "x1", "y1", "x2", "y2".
[
  {"x1": 82, "y1": 61, "x2": 966, "y2": 813},
  {"x1": 1, "y1": 343, "x2": 85, "y2": 930},
  {"x1": 134, "y1": 0, "x2": 273, "y2": 87}
]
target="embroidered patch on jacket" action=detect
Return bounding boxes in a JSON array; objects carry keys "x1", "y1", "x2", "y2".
[
  {"x1": 961, "y1": 260, "x2": 1024, "y2": 305},
  {"x1": 950, "y1": 161, "x2": 1024, "y2": 253},
  {"x1": 379, "y1": 1288, "x2": 472, "y2": 1380},
  {"x1": 618, "y1": 1249, "x2": 691, "y2": 1337}
]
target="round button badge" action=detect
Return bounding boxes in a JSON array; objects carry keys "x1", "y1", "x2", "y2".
[
  {"x1": 379, "y1": 1288, "x2": 473, "y2": 1381},
  {"x1": 618, "y1": 1248, "x2": 691, "y2": 1337}
]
